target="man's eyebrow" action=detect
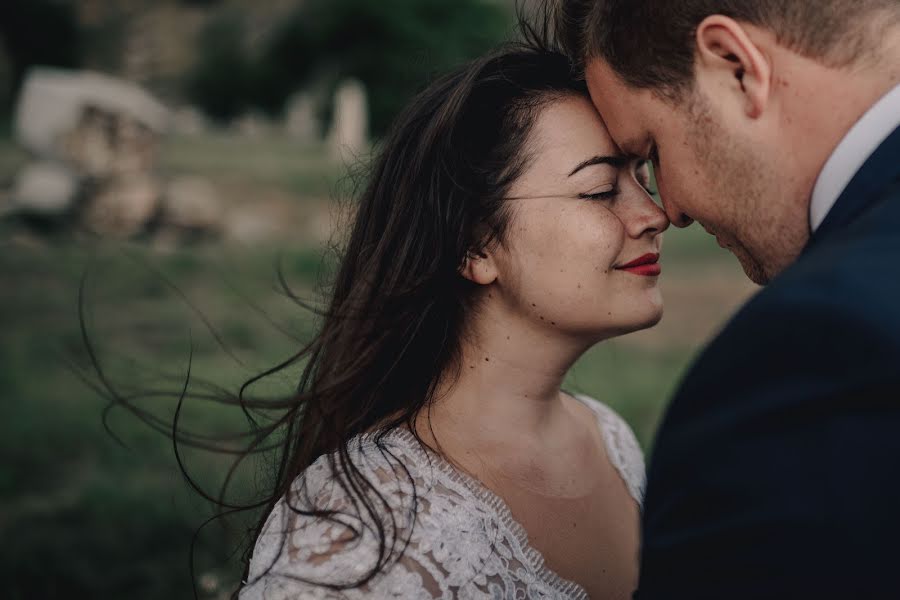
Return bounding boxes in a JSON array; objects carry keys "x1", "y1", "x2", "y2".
[{"x1": 568, "y1": 155, "x2": 628, "y2": 177}]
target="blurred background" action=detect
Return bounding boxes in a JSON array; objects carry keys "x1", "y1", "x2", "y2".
[{"x1": 0, "y1": 0, "x2": 757, "y2": 598}]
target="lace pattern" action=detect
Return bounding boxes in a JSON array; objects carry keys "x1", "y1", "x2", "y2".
[{"x1": 240, "y1": 395, "x2": 645, "y2": 599}]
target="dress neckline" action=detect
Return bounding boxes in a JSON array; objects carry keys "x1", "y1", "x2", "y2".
[{"x1": 359, "y1": 393, "x2": 639, "y2": 600}]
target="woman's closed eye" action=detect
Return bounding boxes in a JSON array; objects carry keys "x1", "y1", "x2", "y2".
[
  {"x1": 578, "y1": 186, "x2": 617, "y2": 201},
  {"x1": 578, "y1": 165, "x2": 656, "y2": 201}
]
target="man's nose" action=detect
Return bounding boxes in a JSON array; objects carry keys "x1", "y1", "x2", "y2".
[{"x1": 661, "y1": 197, "x2": 694, "y2": 228}]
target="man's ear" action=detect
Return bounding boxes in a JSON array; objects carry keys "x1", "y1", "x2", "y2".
[
  {"x1": 695, "y1": 15, "x2": 772, "y2": 119},
  {"x1": 460, "y1": 248, "x2": 499, "y2": 285}
]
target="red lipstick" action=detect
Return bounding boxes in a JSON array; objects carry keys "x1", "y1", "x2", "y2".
[{"x1": 615, "y1": 253, "x2": 661, "y2": 276}]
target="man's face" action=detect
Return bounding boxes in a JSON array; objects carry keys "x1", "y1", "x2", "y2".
[{"x1": 584, "y1": 59, "x2": 799, "y2": 285}]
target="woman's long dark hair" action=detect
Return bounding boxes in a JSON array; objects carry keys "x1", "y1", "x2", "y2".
[{"x1": 81, "y1": 24, "x2": 588, "y2": 596}]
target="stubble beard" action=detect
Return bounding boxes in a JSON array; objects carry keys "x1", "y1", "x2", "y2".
[{"x1": 686, "y1": 95, "x2": 807, "y2": 286}]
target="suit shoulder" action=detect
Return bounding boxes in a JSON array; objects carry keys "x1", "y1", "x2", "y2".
[
  {"x1": 672, "y1": 224, "x2": 900, "y2": 412},
  {"x1": 724, "y1": 221, "x2": 900, "y2": 351}
]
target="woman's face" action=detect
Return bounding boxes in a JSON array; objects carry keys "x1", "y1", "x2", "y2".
[{"x1": 491, "y1": 94, "x2": 669, "y2": 341}]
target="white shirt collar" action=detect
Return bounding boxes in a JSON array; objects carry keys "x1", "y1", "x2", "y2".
[{"x1": 809, "y1": 83, "x2": 900, "y2": 232}]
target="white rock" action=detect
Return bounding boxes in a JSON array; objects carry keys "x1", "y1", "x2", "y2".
[
  {"x1": 223, "y1": 208, "x2": 281, "y2": 244},
  {"x1": 171, "y1": 105, "x2": 209, "y2": 136},
  {"x1": 162, "y1": 175, "x2": 223, "y2": 230},
  {"x1": 12, "y1": 161, "x2": 80, "y2": 216},
  {"x1": 327, "y1": 79, "x2": 369, "y2": 162},
  {"x1": 232, "y1": 112, "x2": 272, "y2": 139},
  {"x1": 82, "y1": 174, "x2": 161, "y2": 238},
  {"x1": 14, "y1": 67, "x2": 169, "y2": 160},
  {"x1": 284, "y1": 92, "x2": 317, "y2": 141}
]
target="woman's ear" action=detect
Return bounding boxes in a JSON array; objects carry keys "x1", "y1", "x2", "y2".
[
  {"x1": 460, "y1": 248, "x2": 499, "y2": 285},
  {"x1": 695, "y1": 15, "x2": 772, "y2": 120}
]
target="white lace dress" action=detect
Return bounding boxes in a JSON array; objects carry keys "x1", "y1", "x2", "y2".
[{"x1": 240, "y1": 395, "x2": 645, "y2": 599}]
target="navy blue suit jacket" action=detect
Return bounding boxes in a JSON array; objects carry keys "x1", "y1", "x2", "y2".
[{"x1": 637, "y1": 125, "x2": 900, "y2": 599}]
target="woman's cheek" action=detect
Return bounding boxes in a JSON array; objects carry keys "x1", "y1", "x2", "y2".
[{"x1": 571, "y1": 206, "x2": 626, "y2": 272}]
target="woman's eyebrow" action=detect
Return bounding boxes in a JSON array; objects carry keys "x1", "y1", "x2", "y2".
[{"x1": 568, "y1": 155, "x2": 628, "y2": 177}]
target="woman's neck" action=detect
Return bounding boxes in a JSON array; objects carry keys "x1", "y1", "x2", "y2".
[{"x1": 421, "y1": 300, "x2": 597, "y2": 445}]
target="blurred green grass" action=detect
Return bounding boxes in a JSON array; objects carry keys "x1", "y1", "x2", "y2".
[
  {"x1": 0, "y1": 133, "x2": 756, "y2": 599},
  {"x1": 160, "y1": 134, "x2": 355, "y2": 199}
]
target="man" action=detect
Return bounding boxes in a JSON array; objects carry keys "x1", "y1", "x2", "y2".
[{"x1": 549, "y1": 1, "x2": 900, "y2": 597}]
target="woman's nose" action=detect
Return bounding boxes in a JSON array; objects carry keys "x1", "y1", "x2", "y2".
[{"x1": 620, "y1": 191, "x2": 670, "y2": 238}]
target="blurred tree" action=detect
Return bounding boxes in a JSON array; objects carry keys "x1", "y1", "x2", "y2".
[
  {"x1": 0, "y1": 0, "x2": 81, "y2": 114},
  {"x1": 251, "y1": 12, "x2": 318, "y2": 119},
  {"x1": 185, "y1": 12, "x2": 253, "y2": 123},
  {"x1": 187, "y1": 0, "x2": 512, "y2": 135},
  {"x1": 271, "y1": 0, "x2": 512, "y2": 136}
]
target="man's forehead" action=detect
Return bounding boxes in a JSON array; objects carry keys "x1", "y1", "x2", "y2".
[
  {"x1": 584, "y1": 59, "x2": 650, "y2": 155},
  {"x1": 584, "y1": 57, "x2": 634, "y2": 99}
]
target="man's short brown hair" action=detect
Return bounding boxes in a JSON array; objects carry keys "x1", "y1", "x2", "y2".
[{"x1": 552, "y1": 0, "x2": 899, "y2": 97}]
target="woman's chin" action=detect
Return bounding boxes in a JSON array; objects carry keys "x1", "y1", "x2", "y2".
[
  {"x1": 641, "y1": 307, "x2": 664, "y2": 330},
  {"x1": 572, "y1": 305, "x2": 664, "y2": 344},
  {"x1": 608, "y1": 300, "x2": 665, "y2": 337},
  {"x1": 636, "y1": 297, "x2": 665, "y2": 330}
]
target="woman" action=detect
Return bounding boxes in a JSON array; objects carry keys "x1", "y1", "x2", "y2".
[{"x1": 239, "y1": 41, "x2": 667, "y2": 600}]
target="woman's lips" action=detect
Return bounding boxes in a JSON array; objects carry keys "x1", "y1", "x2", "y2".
[{"x1": 615, "y1": 253, "x2": 661, "y2": 276}]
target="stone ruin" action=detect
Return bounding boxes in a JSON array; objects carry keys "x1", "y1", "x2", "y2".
[
  {"x1": 326, "y1": 79, "x2": 369, "y2": 162},
  {"x1": 5, "y1": 69, "x2": 372, "y2": 245},
  {"x1": 9, "y1": 67, "x2": 222, "y2": 240}
]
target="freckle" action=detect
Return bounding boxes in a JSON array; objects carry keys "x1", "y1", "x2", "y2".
[
  {"x1": 577, "y1": 283, "x2": 582, "y2": 289},
  {"x1": 551, "y1": 321, "x2": 556, "y2": 325},
  {"x1": 531, "y1": 303, "x2": 536, "y2": 307},
  {"x1": 608, "y1": 312, "x2": 612, "y2": 316},
  {"x1": 540, "y1": 316, "x2": 545, "y2": 320},
  {"x1": 470, "y1": 365, "x2": 475, "y2": 369},
  {"x1": 485, "y1": 357, "x2": 490, "y2": 362},
  {"x1": 506, "y1": 335, "x2": 510, "y2": 340}
]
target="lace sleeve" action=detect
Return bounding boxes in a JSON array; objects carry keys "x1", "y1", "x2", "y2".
[
  {"x1": 240, "y1": 495, "x2": 442, "y2": 600},
  {"x1": 576, "y1": 395, "x2": 646, "y2": 506},
  {"x1": 239, "y1": 441, "x2": 471, "y2": 600}
]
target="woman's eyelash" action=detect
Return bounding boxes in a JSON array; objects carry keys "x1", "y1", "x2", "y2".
[{"x1": 579, "y1": 190, "x2": 617, "y2": 200}]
